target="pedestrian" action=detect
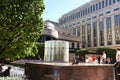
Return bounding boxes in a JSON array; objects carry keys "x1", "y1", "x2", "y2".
[
  {"x1": 116, "y1": 62, "x2": 120, "y2": 80},
  {"x1": 72, "y1": 54, "x2": 79, "y2": 65},
  {"x1": 97, "y1": 55, "x2": 101, "y2": 64},
  {"x1": 116, "y1": 48, "x2": 120, "y2": 62},
  {"x1": 101, "y1": 51, "x2": 107, "y2": 64}
]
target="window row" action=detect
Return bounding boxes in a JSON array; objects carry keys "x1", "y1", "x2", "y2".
[{"x1": 63, "y1": 0, "x2": 120, "y2": 23}]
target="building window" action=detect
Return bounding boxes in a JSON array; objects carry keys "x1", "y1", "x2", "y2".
[
  {"x1": 99, "y1": 13, "x2": 103, "y2": 16},
  {"x1": 82, "y1": 25, "x2": 86, "y2": 48},
  {"x1": 77, "y1": 27, "x2": 80, "y2": 36},
  {"x1": 106, "y1": 11, "x2": 111, "y2": 14},
  {"x1": 113, "y1": 0, "x2": 116, "y2": 3},
  {"x1": 93, "y1": 5, "x2": 95, "y2": 12},
  {"x1": 90, "y1": 6, "x2": 92, "y2": 13},
  {"x1": 117, "y1": 0, "x2": 120, "y2": 2},
  {"x1": 83, "y1": 10, "x2": 84, "y2": 16},
  {"x1": 87, "y1": 24, "x2": 91, "y2": 47},
  {"x1": 87, "y1": 18, "x2": 91, "y2": 21},
  {"x1": 93, "y1": 22, "x2": 97, "y2": 47},
  {"x1": 99, "y1": 2, "x2": 101, "y2": 9},
  {"x1": 99, "y1": 19, "x2": 104, "y2": 46},
  {"x1": 78, "y1": 12, "x2": 80, "y2": 18},
  {"x1": 109, "y1": 0, "x2": 112, "y2": 5},
  {"x1": 114, "y1": 14, "x2": 120, "y2": 44},
  {"x1": 114, "y1": 8, "x2": 119, "y2": 11},
  {"x1": 81, "y1": 11, "x2": 83, "y2": 17},
  {"x1": 96, "y1": 3, "x2": 98, "y2": 10},
  {"x1": 93, "y1": 16, "x2": 97, "y2": 19},
  {"x1": 106, "y1": 0, "x2": 108, "y2": 7},
  {"x1": 88, "y1": 8, "x2": 90, "y2": 14},
  {"x1": 106, "y1": 17, "x2": 112, "y2": 45},
  {"x1": 85, "y1": 9, "x2": 87, "y2": 15},
  {"x1": 73, "y1": 28, "x2": 76, "y2": 35},
  {"x1": 77, "y1": 43, "x2": 79, "y2": 49},
  {"x1": 102, "y1": 1, "x2": 105, "y2": 8},
  {"x1": 72, "y1": 43, "x2": 75, "y2": 48}
]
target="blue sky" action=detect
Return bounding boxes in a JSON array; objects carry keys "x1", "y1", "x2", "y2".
[{"x1": 42, "y1": 0, "x2": 91, "y2": 22}]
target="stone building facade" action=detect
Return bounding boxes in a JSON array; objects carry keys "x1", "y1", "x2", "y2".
[
  {"x1": 58, "y1": 0, "x2": 120, "y2": 49},
  {"x1": 40, "y1": 20, "x2": 80, "y2": 52}
]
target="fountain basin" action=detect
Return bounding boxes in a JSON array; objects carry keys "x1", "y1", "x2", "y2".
[{"x1": 25, "y1": 62, "x2": 116, "y2": 80}]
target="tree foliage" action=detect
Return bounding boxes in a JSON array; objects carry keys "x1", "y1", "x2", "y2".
[
  {"x1": 36, "y1": 42, "x2": 44, "y2": 59},
  {"x1": 96, "y1": 48, "x2": 116, "y2": 59},
  {"x1": 0, "y1": 0, "x2": 45, "y2": 60}
]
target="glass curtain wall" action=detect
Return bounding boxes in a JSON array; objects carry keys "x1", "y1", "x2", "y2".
[
  {"x1": 114, "y1": 14, "x2": 120, "y2": 44},
  {"x1": 82, "y1": 25, "x2": 86, "y2": 48},
  {"x1": 106, "y1": 17, "x2": 112, "y2": 45},
  {"x1": 93, "y1": 21, "x2": 97, "y2": 47},
  {"x1": 87, "y1": 24, "x2": 91, "y2": 47},
  {"x1": 99, "y1": 19, "x2": 104, "y2": 46},
  {"x1": 77, "y1": 26, "x2": 80, "y2": 36}
]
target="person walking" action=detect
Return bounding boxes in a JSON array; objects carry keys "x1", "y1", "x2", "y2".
[
  {"x1": 116, "y1": 48, "x2": 120, "y2": 62},
  {"x1": 72, "y1": 54, "x2": 79, "y2": 65},
  {"x1": 101, "y1": 51, "x2": 107, "y2": 64}
]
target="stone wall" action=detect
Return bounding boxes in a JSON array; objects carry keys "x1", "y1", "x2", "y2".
[{"x1": 25, "y1": 62, "x2": 116, "y2": 80}]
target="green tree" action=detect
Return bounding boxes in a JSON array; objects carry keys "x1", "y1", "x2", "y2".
[
  {"x1": 0, "y1": 0, "x2": 45, "y2": 60},
  {"x1": 36, "y1": 42, "x2": 44, "y2": 60},
  {"x1": 96, "y1": 48, "x2": 116, "y2": 60}
]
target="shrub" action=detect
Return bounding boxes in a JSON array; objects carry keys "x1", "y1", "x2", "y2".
[{"x1": 96, "y1": 48, "x2": 116, "y2": 60}]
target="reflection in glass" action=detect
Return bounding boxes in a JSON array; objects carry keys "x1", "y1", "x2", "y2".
[
  {"x1": 99, "y1": 19, "x2": 104, "y2": 46},
  {"x1": 87, "y1": 24, "x2": 91, "y2": 47},
  {"x1": 106, "y1": 17, "x2": 112, "y2": 45},
  {"x1": 82, "y1": 25, "x2": 86, "y2": 48},
  {"x1": 93, "y1": 21, "x2": 97, "y2": 46},
  {"x1": 114, "y1": 14, "x2": 120, "y2": 44}
]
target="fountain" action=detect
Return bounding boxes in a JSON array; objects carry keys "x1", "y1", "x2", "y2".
[
  {"x1": 44, "y1": 40, "x2": 69, "y2": 62},
  {"x1": 25, "y1": 40, "x2": 116, "y2": 80}
]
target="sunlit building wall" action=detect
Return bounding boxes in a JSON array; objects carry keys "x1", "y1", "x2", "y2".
[{"x1": 58, "y1": 0, "x2": 120, "y2": 49}]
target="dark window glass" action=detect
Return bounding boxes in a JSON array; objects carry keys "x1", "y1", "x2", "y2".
[
  {"x1": 87, "y1": 24, "x2": 91, "y2": 47},
  {"x1": 114, "y1": 8, "x2": 119, "y2": 11},
  {"x1": 88, "y1": 8, "x2": 90, "y2": 14},
  {"x1": 77, "y1": 27, "x2": 80, "y2": 36},
  {"x1": 90, "y1": 6, "x2": 92, "y2": 13},
  {"x1": 85, "y1": 9, "x2": 87, "y2": 15},
  {"x1": 106, "y1": 11, "x2": 111, "y2": 14},
  {"x1": 114, "y1": 14, "x2": 120, "y2": 44},
  {"x1": 93, "y1": 22, "x2": 97, "y2": 47},
  {"x1": 99, "y1": 13, "x2": 103, "y2": 16},
  {"x1": 96, "y1": 3, "x2": 98, "y2": 10},
  {"x1": 102, "y1": 1, "x2": 105, "y2": 8},
  {"x1": 99, "y1": 2, "x2": 101, "y2": 9},
  {"x1": 93, "y1": 5, "x2": 95, "y2": 12},
  {"x1": 117, "y1": 0, "x2": 120, "y2": 2},
  {"x1": 113, "y1": 0, "x2": 116, "y2": 3},
  {"x1": 109, "y1": 0, "x2": 112, "y2": 5},
  {"x1": 81, "y1": 11, "x2": 82, "y2": 17},
  {"x1": 72, "y1": 43, "x2": 74, "y2": 48},
  {"x1": 82, "y1": 25, "x2": 86, "y2": 48},
  {"x1": 106, "y1": 17, "x2": 112, "y2": 45},
  {"x1": 99, "y1": 19, "x2": 104, "y2": 46},
  {"x1": 106, "y1": 0, "x2": 108, "y2": 7}
]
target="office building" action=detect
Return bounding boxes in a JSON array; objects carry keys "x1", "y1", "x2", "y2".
[{"x1": 58, "y1": 0, "x2": 120, "y2": 49}]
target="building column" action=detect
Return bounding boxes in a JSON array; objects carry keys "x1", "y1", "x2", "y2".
[
  {"x1": 80, "y1": 25, "x2": 82, "y2": 48},
  {"x1": 91, "y1": 19, "x2": 94, "y2": 47},
  {"x1": 85, "y1": 23, "x2": 88, "y2": 48},
  {"x1": 111, "y1": 14, "x2": 116, "y2": 46},
  {"x1": 104, "y1": 17, "x2": 107, "y2": 47}
]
